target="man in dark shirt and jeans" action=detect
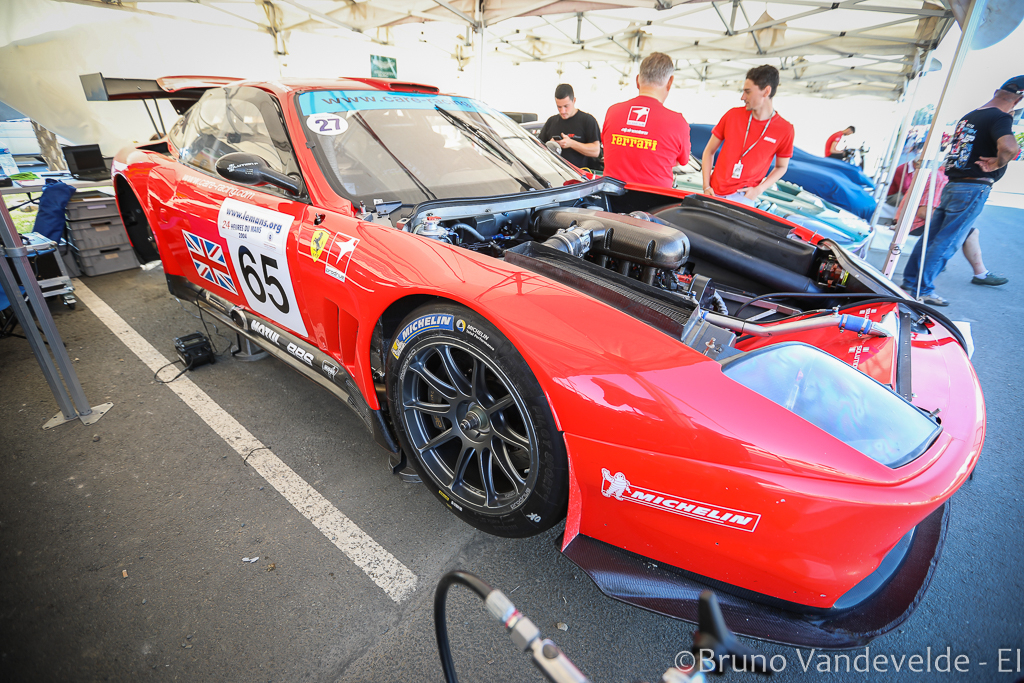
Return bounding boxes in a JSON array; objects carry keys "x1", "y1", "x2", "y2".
[
  {"x1": 902, "y1": 76, "x2": 1023, "y2": 306},
  {"x1": 539, "y1": 84, "x2": 602, "y2": 171}
]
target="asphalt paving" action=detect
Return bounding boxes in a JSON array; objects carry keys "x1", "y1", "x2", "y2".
[{"x1": 1, "y1": 199, "x2": 1022, "y2": 683}]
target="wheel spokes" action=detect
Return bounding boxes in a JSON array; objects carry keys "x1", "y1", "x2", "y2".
[
  {"x1": 450, "y1": 443, "x2": 476, "y2": 491},
  {"x1": 485, "y1": 394, "x2": 514, "y2": 415},
  {"x1": 437, "y1": 346, "x2": 472, "y2": 397},
  {"x1": 417, "y1": 427, "x2": 458, "y2": 453},
  {"x1": 401, "y1": 337, "x2": 537, "y2": 514},
  {"x1": 491, "y1": 418, "x2": 530, "y2": 452},
  {"x1": 410, "y1": 358, "x2": 458, "y2": 401},
  {"x1": 478, "y1": 446, "x2": 498, "y2": 507},
  {"x1": 490, "y1": 436, "x2": 526, "y2": 487},
  {"x1": 405, "y1": 397, "x2": 451, "y2": 417}
]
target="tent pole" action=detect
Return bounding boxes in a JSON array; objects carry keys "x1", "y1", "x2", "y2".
[
  {"x1": 882, "y1": 0, "x2": 987, "y2": 279},
  {"x1": 475, "y1": 0, "x2": 485, "y2": 100},
  {"x1": 914, "y1": 140, "x2": 947, "y2": 298},
  {"x1": 868, "y1": 48, "x2": 929, "y2": 230},
  {"x1": 0, "y1": 201, "x2": 111, "y2": 429}
]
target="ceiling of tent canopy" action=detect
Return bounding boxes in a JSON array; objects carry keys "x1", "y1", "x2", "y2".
[{"x1": 50, "y1": 0, "x2": 958, "y2": 99}]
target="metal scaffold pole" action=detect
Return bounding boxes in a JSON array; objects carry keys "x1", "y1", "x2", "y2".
[
  {"x1": 882, "y1": 0, "x2": 988, "y2": 278},
  {"x1": 0, "y1": 200, "x2": 111, "y2": 429}
]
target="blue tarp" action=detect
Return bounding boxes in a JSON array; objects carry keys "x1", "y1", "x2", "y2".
[
  {"x1": 689, "y1": 124, "x2": 877, "y2": 219},
  {"x1": 35, "y1": 181, "x2": 76, "y2": 241},
  {"x1": 789, "y1": 146, "x2": 874, "y2": 187}
]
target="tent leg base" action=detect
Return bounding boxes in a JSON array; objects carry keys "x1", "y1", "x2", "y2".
[{"x1": 42, "y1": 402, "x2": 113, "y2": 430}]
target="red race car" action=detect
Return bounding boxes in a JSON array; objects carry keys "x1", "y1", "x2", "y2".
[{"x1": 110, "y1": 76, "x2": 983, "y2": 647}]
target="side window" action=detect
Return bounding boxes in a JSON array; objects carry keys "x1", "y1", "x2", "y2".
[
  {"x1": 177, "y1": 86, "x2": 304, "y2": 200},
  {"x1": 167, "y1": 109, "x2": 189, "y2": 157}
]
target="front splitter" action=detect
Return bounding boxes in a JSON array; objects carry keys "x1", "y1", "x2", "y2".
[{"x1": 561, "y1": 502, "x2": 949, "y2": 649}]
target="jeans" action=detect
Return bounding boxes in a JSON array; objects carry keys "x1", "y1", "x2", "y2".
[{"x1": 902, "y1": 181, "x2": 991, "y2": 296}]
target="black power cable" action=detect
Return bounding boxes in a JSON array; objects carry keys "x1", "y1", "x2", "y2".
[
  {"x1": 154, "y1": 358, "x2": 192, "y2": 384},
  {"x1": 434, "y1": 570, "x2": 495, "y2": 683}
]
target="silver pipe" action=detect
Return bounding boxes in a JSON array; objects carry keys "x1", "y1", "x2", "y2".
[{"x1": 702, "y1": 310, "x2": 895, "y2": 339}]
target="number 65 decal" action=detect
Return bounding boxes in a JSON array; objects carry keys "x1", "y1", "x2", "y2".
[
  {"x1": 218, "y1": 198, "x2": 307, "y2": 336},
  {"x1": 238, "y1": 245, "x2": 290, "y2": 314}
]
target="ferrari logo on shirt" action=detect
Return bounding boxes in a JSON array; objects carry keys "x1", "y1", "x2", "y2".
[
  {"x1": 611, "y1": 134, "x2": 658, "y2": 151},
  {"x1": 310, "y1": 228, "x2": 331, "y2": 263},
  {"x1": 627, "y1": 106, "x2": 650, "y2": 127}
]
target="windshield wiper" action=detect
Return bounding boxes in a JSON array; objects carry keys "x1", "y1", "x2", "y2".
[
  {"x1": 351, "y1": 113, "x2": 436, "y2": 202},
  {"x1": 434, "y1": 105, "x2": 552, "y2": 189}
]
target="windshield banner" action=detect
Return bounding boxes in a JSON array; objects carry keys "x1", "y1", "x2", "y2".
[{"x1": 299, "y1": 91, "x2": 485, "y2": 115}]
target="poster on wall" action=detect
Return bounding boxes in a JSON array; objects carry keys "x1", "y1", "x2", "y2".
[{"x1": 370, "y1": 55, "x2": 397, "y2": 79}]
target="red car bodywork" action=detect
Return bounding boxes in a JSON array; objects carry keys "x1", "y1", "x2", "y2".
[{"x1": 112, "y1": 77, "x2": 984, "y2": 641}]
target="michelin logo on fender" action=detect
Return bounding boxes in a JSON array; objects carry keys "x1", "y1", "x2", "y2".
[
  {"x1": 391, "y1": 314, "x2": 455, "y2": 359},
  {"x1": 601, "y1": 469, "x2": 761, "y2": 532}
]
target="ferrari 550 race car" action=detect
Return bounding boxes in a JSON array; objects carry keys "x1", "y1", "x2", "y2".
[{"x1": 111, "y1": 76, "x2": 984, "y2": 648}]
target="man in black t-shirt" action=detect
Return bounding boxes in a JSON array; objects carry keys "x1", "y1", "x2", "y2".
[
  {"x1": 902, "y1": 76, "x2": 1022, "y2": 306},
  {"x1": 539, "y1": 84, "x2": 602, "y2": 171}
]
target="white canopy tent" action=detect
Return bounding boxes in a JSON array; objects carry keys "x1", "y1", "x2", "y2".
[
  {"x1": 0, "y1": 0, "x2": 1017, "y2": 187},
  {"x1": 44, "y1": 0, "x2": 958, "y2": 100}
]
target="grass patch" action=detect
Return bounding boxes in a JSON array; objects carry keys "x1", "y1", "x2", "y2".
[{"x1": 3, "y1": 193, "x2": 42, "y2": 234}]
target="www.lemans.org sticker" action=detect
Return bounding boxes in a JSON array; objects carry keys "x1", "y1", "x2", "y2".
[
  {"x1": 391, "y1": 314, "x2": 454, "y2": 359},
  {"x1": 601, "y1": 469, "x2": 761, "y2": 532}
]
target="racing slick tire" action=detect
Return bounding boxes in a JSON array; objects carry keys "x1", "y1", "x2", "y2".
[
  {"x1": 386, "y1": 303, "x2": 568, "y2": 538},
  {"x1": 119, "y1": 189, "x2": 160, "y2": 264}
]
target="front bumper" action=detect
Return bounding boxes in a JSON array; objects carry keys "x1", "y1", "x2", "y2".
[{"x1": 561, "y1": 501, "x2": 949, "y2": 648}]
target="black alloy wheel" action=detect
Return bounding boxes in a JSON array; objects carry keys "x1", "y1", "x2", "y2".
[{"x1": 387, "y1": 303, "x2": 567, "y2": 537}]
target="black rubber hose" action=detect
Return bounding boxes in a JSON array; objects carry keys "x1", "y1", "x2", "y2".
[
  {"x1": 434, "y1": 570, "x2": 495, "y2": 683},
  {"x1": 734, "y1": 291, "x2": 880, "y2": 317},
  {"x1": 683, "y1": 229, "x2": 823, "y2": 294},
  {"x1": 733, "y1": 292, "x2": 968, "y2": 352}
]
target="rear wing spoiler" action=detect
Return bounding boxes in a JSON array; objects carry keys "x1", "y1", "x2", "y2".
[
  {"x1": 81, "y1": 73, "x2": 242, "y2": 113},
  {"x1": 80, "y1": 73, "x2": 243, "y2": 137}
]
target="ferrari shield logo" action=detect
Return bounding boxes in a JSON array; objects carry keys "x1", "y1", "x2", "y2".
[{"x1": 310, "y1": 229, "x2": 331, "y2": 263}]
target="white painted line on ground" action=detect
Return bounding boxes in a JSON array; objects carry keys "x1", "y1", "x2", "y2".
[{"x1": 73, "y1": 279, "x2": 417, "y2": 603}]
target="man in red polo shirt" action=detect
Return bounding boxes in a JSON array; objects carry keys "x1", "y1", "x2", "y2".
[
  {"x1": 825, "y1": 126, "x2": 855, "y2": 158},
  {"x1": 602, "y1": 52, "x2": 691, "y2": 188},
  {"x1": 701, "y1": 65, "x2": 794, "y2": 206}
]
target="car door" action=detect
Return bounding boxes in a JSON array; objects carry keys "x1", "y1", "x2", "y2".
[{"x1": 164, "y1": 85, "x2": 313, "y2": 338}]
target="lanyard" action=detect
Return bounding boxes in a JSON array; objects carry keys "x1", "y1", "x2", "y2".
[{"x1": 739, "y1": 112, "x2": 774, "y2": 159}]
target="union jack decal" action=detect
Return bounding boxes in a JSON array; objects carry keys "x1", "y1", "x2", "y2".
[{"x1": 183, "y1": 230, "x2": 237, "y2": 294}]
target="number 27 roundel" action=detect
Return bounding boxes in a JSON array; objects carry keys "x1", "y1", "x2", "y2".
[{"x1": 217, "y1": 198, "x2": 308, "y2": 337}]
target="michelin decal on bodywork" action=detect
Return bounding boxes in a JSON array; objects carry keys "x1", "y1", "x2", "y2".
[
  {"x1": 391, "y1": 314, "x2": 455, "y2": 359},
  {"x1": 601, "y1": 469, "x2": 761, "y2": 532}
]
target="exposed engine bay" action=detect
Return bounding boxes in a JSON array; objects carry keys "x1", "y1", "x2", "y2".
[{"x1": 387, "y1": 180, "x2": 904, "y2": 360}]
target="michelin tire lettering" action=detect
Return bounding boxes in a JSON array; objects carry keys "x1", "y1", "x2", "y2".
[{"x1": 391, "y1": 314, "x2": 455, "y2": 359}]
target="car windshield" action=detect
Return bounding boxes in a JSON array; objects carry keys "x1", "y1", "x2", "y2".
[{"x1": 296, "y1": 90, "x2": 582, "y2": 208}]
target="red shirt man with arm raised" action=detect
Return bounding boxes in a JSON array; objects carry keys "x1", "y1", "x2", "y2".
[
  {"x1": 701, "y1": 64, "x2": 794, "y2": 207},
  {"x1": 602, "y1": 52, "x2": 690, "y2": 189}
]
